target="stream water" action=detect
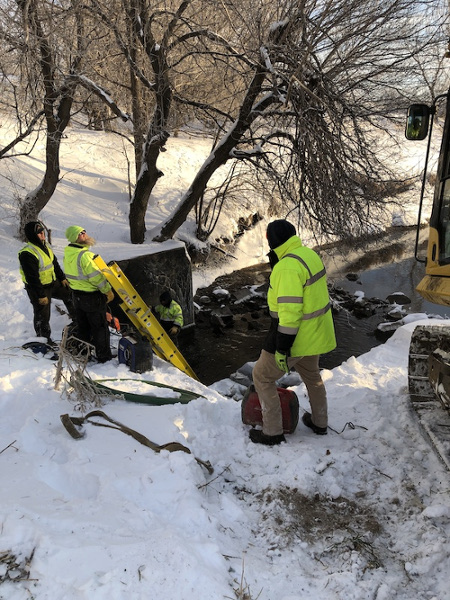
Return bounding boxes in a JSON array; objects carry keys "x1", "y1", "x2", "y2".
[
  {"x1": 322, "y1": 256, "x2": 450, "y2": 371},
  {"x1": 187, "y1": 254, "x2": 450, "y2": 386}
]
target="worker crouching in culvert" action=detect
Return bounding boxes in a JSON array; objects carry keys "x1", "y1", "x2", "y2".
[{"x1": 154, "y1": 290, "x2": 184, "y2": 340}]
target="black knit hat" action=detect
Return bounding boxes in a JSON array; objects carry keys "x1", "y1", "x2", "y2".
[
  {"x1": 24, "y1": 221, "x2": 45, "y2": 246},
  {"x1": 160, "y1": 290, "x2": 172, "y2": 304},
  {"x1": 266, "y1": 219, "x2": 296, "y2": 249}
]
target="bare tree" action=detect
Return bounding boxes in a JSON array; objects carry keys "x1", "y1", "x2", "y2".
[
  {"x1": 0, "y1": 4, "x2": 46, "y2": 159},
  {"x1": 154, "y1": 0, "x2": 449, "y2": 242},
  {"x1": 85, "y1": 0, "x2": 262, "y2": 242},
  {"x1": 7, "y1": 0, "x2": 85, "y2": 230},
  {"x1": 1, "y1": 0, "x2": 447, "y2": 245},
  {"x1": 91, "y1": 0, "x2": 447, "y2": 243},
  {"x1": 0, "y1": 0, "x2": 130, "y2": 233}
]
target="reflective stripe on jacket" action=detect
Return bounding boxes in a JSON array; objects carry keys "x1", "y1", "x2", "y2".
[
  {"x1": 19, "y1": 243, "x2": 56, "y2": 285},
  {"x1": 268, "y1": 235, "x2": 336, "y2": 356},
  {"x1": 155, "y1": 300, "x2": 183, "y2": 328},
  {"x1": 63, "y1": 244, "x2": 111, "y2": 294}
]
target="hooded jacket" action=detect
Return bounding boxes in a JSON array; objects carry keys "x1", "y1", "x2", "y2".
[
  {"x1": 63, "y1": 244, "x2": 112, "y2": 295},
  {"x1": 265, "y1": 234, "x2": 336, "y2": 357},
  {"x1": 155, "y1": 300, "x2": 183, "y2": 328},
  {"x1": 18, "y1": 222, "x2": 65, "y2": 296}
]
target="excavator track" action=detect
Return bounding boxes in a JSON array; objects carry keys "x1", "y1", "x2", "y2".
[{"x1": 408, "y1": 324, "x2": 450, "y2": 471}]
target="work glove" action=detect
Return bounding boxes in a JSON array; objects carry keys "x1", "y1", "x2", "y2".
[
  {"x1": 106, "y1": 289, "x2": 115, "y2": 303},
  {"x1": 38, "y1": 296, "x2": 49, "y2": 306},
  {"x1": 61, "y1": 279, "x2": 70, "y2": 288},
  {"x1": 275, "y1": 350, "x2": 290, "y2": 374},
  {"x1": 169, "y1": 326, "x2": 179, "y2": 336}
]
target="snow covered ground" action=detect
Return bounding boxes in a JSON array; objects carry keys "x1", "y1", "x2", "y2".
[{"x1": 1, "y1": 120, "x2": 450, "y2": 599}]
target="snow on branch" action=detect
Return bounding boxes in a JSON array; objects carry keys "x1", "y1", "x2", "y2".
[
  {"x1": 269, "y1": 19, "x2": 290, "y2": 35},
  {"x1": 229, "y1": 146, "x2": 263, "y2": 159},
  {"x1": 143, "y1": 130, "x2": 170, "y2": 152},
  {"x1": 268, "y1": 19, "x2": 290, "y2": 44},
  {"x1": 71, "y1": 75, "x2": 131, "y2": 122},
  {"x1": 250, "y1": 91, "x2": 280, "y2": 115},
  {"x1": 260, "y1": 46, "x2": 275, "y2": 74}
]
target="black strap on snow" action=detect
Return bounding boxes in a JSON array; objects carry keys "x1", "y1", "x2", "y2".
[{"x1": 60, "y1": 410, "x2": 213, "y2": 474}]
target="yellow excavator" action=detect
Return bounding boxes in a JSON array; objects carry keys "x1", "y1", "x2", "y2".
[{"x1": 405, "y1": 91, "x2": 450, "y2": 469}]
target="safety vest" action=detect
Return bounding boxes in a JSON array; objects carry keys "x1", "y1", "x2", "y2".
[
  {"x1": 19, "y1": 243, "x2": 56, "y2": 285},
  {"x1": 268, "y1": 235, "x2": 336, "y2": 356},
  {"x1": 63, "y1": 245, "x2": 111, "y2": 294},
  {"x1": 155, "y1": 301, "x2": 183, "y2": 327}
]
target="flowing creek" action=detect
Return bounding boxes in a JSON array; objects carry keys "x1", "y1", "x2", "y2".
[{"x1": 183, "y1": 253, "x2": 450, "y2": 386}]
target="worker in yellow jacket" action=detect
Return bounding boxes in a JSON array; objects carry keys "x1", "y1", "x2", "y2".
[
  {"x1": 250, "y1": 219, "x2": 336, "y2": 446},
  {"x1": 19, "y1": 221, "x2": 74, "y2": 344},
  {"x1": 63, "y1": 226, "x2": 114, "y2": 363},
  {"x1": 154, "y1": 290, "x2": 184, "y2": 339}
]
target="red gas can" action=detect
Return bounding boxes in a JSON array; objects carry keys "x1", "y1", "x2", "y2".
[{"x1": 241, "y1": 384, "x2": 299, "y2": 434}]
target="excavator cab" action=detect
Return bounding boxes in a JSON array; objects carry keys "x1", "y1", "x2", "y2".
[
  {"x1": 405, "y1": 91, "x2": 450, "y2": 469},
  {"x1": 406, "y1": 92, "x2": 450, "y2": 304}
]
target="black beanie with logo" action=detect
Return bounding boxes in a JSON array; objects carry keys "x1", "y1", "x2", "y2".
[
  {"x1": 266, "y1": 219, "x2": 296, "y2": 249},
  {"x1": 24, "y1": 221, "x2": 45, "y2": 247}
]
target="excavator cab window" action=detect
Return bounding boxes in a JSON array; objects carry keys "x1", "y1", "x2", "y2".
[
  {"x1": 437, "y1": 138, "x2": 450, "y2": 263},
  {"x1": 438, "y1": 184, "x2": 450, "y2": 262},
  {"x1": 405, "y1": 104, "x2": 430, "y2": 140}
]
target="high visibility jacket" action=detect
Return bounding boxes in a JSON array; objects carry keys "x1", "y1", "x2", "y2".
[
  {"x1": 19, "y1": 243, "x2": 56, "y2": 286},
  {"x1": 155, "y1": 300, "x2": 183, "y2": 328},
  {"x1": 63, "y1": 244, "x2": 111, "y2": 294},
  {"x1": 268, "y1": 235, "x2": 336, "y2": 357}
]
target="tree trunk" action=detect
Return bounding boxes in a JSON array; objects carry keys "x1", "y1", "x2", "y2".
[
  {"x1": 18, "y1": 87, "x2": 75, "y2": 234},
  {"x1": 16, "y1": 0, "x2": 79, "y2": 236},
  {"x1": 19, "y1": 128, "x2": 63, "y2": 232},
  {"x1": 128, "y1": 129, "x2": 170, "y2": 243}
]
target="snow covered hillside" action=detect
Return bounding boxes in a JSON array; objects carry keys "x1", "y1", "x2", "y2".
[{"x1": 1, "y1": 119, "x2": 449, "y2": 600}]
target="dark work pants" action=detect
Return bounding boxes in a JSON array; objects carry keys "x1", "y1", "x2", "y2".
[
  {"x1": 26, "y1": 280, "x2": 75, "y2": 341},
  {"x1": 72, "y1": 291, "x2": 112, "y2": 363}
]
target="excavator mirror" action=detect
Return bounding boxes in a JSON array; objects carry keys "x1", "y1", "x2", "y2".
[{"x1": 405, "y1": 103, "x2": 430, "y2": 140}]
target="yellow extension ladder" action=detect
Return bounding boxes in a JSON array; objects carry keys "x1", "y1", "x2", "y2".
[{"x1": 94, "y1": 256, "x2": 198, "y2": 381}]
